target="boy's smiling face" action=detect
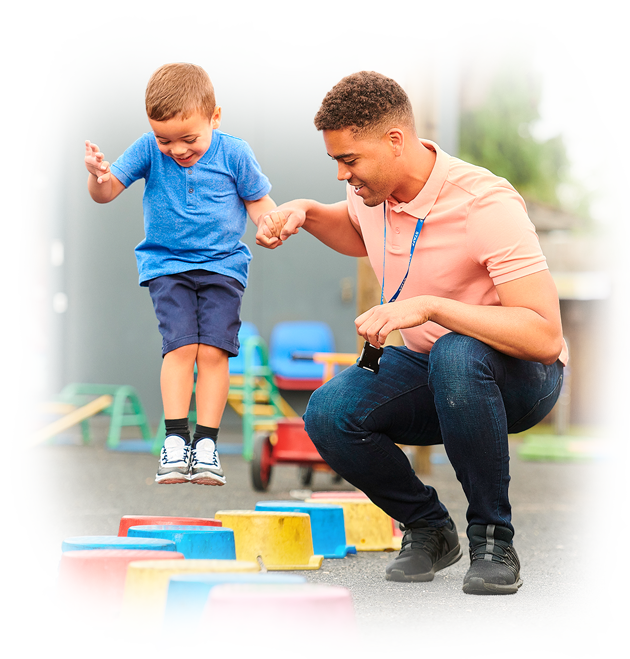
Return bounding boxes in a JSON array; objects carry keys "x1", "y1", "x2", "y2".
[{"x1": 149, "y1": 107, "x2": 221, "y2": 167}]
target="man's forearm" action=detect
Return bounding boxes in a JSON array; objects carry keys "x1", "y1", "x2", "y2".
[
  {"x1": 425, "y1": 297, "x2": 563, "y2": 364},
  {"x1": 356, "y1": 270, "x2": 564, "y2": 364},
  {"x1": 299, "y1": 199, "x2": 367, "y2": 257}
]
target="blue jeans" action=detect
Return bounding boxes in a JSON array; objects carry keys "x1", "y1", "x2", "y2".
[{"x1": 304, "y1": 333, "x2": 564, "y2": 533}]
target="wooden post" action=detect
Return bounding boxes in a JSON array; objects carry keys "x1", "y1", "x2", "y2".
[{"x1": 405, "y1": 0, "x2": 438, "y2": 141}]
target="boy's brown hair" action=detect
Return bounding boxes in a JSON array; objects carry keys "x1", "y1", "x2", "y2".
[
  {"x1": 314, "y1": 71, "x2": 415, "y2": 137},
  {"x1": 145, "y1": 63, "x2": 216, "y2": 122}
]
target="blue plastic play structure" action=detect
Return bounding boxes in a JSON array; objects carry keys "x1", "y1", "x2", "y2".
[
  {"x1": 269, "y1": 321, "x2": 335, "y2": 389},
  {"x1": 229, "y1": 321, "x2": 262, "y2": 375}
]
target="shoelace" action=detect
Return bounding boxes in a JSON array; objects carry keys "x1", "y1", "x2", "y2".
[
  {"x1": 192, "y1": 445, "x2": 220, "y2": 468},
  {"x1": 400, "y1": 527, "x2": 443, "y2": 556},
  {"x1": 160, "y1": 444, "x2": 190, "y2": 465},
  {"x1": 470, "y1": 541, "x2": 520, "y2": 573}
]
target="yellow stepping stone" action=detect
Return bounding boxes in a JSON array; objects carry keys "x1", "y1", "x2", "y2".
[
  {"x1": 215, "y1": 511, "x2": 323, "y2": 570},
  {"x1": 121, "y1": 559, "x2": 258, "y2": 625}
]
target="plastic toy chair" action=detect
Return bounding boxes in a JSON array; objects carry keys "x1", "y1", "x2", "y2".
[
  {"x1": 269, "y1": 321, "x2": 335, "y2": 390},
  {"x1": 229, "y1": 322, "x2": 261, "y2": 375}
]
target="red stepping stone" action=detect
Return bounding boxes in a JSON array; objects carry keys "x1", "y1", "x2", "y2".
[{"x1": 118, "y1": 515, "x2": 222, "y2": 536}]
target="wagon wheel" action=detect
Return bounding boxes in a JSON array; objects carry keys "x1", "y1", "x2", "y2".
[
  {"x1": 251, "y1": 432, "x2": 273, "y2": 491},
  {"x1": 298, "y1": 466, "x2": 314, "y2": 487}
]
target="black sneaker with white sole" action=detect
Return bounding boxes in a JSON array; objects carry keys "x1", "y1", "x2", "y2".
[
  {"x1": 155, "y1": 435, "x2": 191, "y2": 484},
  {"x1": 463, "y1": 524, "x2": 523, "y2": 595},
  {"x1": 190, "y1": 438, "x2": 226, "y2": 486},
  {"x1": 385, "y1": 517, "x2": 462, "y2": 582}
]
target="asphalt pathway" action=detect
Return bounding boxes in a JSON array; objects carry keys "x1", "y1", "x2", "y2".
[{"x1": 10, "y1": 420, "x2": 622, "y2": 658}]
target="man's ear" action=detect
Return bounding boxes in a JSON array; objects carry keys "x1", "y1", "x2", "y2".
[
  {"x1": 211, "y1": 106, "x2": 222, "y2": 129},
  {"x1": 387, "y1": 128, "x2": 405, "y2": 156}
]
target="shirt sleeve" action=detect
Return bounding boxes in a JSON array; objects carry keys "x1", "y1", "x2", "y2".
[
  {"x1": 110, "y1": 133, "x2": 153, "y2": 188},
  {"x1": 234, "y1": 142, "x2": 272, "y2": 201},
  {"x1": 466, "y1": 185, "x2": 548, "y2": 285}
]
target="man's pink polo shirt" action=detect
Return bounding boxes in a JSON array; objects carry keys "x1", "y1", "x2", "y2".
[{"x1": 347, "y1": 139, "x2": 568, "y2": 365}]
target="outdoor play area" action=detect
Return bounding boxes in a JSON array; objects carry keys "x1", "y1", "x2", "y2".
[
  {"x1": 16, "y1": 10, "x2": 623, "y2": 653},
  {"x1": 28, "y1": 317, "x2": 612, "y2": 657}
]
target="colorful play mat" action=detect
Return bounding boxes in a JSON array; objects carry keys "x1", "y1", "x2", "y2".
[{"x1": 518, "y1": 435, "x2": 628, "y2": 463}]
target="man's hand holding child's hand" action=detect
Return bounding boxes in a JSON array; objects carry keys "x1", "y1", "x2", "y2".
[
  {"x1": 255, "y1": 210, "x2": 288, "y2": 249},
  {"x1": 85, "y1": 140, "x2": 112, "y2": 184}
]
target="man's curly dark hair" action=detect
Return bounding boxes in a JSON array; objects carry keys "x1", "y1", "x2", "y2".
[{"x1": 314, "y1": 71, "x2": 415, "y2": 136}]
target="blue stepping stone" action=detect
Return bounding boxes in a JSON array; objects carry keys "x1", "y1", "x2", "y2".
[
  {"x1": 127, "y1": 525, "x2": 236, "y2": 560},
  {"x1": 164, "y1": 572, "x2": 307, "y2": 628},
  {"x1": 61, "y1": 535, "x2": 177, "y2": 552}
]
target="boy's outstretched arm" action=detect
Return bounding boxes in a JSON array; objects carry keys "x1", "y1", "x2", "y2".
[{"x1": 85, "y1": 140, "x2": 126, "y2": 203}]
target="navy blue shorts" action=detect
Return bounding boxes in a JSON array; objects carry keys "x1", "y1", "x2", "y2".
[{"x1": 148, "y1": 270, "x2": 244, "y2": 357}]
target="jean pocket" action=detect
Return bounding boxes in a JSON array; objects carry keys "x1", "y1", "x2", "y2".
[{"x1": 508, "y1": 370, "x2": 564, "y2": 434}]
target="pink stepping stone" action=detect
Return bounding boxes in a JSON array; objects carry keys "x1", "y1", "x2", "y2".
[
  {"x1": 201, "y1": 583, "x2": 356, "y2": 635},
  {"x1": 58, "y1": 549, "x2": 184, "y2": 616}
]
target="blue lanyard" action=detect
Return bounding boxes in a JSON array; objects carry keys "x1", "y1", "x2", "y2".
[{"x1": 381, "y1": 202, "x2": 425, "y2": 304}]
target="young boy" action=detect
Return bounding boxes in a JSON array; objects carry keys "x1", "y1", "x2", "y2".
[{"x1": 85, "y1": 63, "x2": 279, "y2": 486}]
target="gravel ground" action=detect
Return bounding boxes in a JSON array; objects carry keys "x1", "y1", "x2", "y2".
[{"x1": 11, "y1": 419, "x2": 626, "y2": 659}]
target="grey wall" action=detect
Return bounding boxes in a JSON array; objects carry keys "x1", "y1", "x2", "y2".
[{"x1": 55, "y1": 0, "x2": 358, "y2": 420}]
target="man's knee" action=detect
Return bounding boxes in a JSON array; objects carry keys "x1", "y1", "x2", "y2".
[
  {"x1": 304, "y1": 378, "x2": 356, "y2": 451},
  {"x1": 428, "y1": 333, "x2": 494, "y2": 397},
  {"x1": 304, "y1": 383, "x2": 336, "y2": 441}
]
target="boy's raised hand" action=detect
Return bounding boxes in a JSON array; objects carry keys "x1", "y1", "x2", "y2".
[{"x1": 85, "y1": 140, "x2": 111, "y2": 184}]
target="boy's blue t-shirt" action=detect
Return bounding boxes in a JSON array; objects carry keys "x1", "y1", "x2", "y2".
[{"x1": 111, "y1": 130, "x2": 271, "y2": 287}]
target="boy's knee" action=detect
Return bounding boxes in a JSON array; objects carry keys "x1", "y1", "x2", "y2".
[
  {"x1": 165, "y1": 343, "x2": 198, "y2": 363},
  {"x1": 196, "y1": 344, "x2": 229, "y2": 368}
]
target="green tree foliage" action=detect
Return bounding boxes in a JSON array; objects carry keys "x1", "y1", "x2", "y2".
[
  {"x1": 459, "y1": 64, "x2": 580, "y2": 212},
  {"x1": 575, "y1": 95, "x2": 630, "y2": 266}
]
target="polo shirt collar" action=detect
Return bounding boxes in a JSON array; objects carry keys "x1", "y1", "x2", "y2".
[
  {"x1": 387, "y1": 139, "x2": 449, "y2": 219},
  {"x1": 197, "y1": 129, "x2": 222, "y2": 165}
]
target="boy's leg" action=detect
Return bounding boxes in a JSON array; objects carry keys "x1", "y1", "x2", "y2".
[
  {"x1": 189, "y1": 271, "x2": 244, "y2": 486},
  {"x1": 148, "y1": 273, "x2": 204, "y2": 484},
  {"x1": 155, "y1": 343, "x2": 197, "y2": 485},
  {"x1": 155, "y1": 344, "x2": 198, "y2": 483},
  {"x1": 194, "y1": 344, "x2": 230, "y2": 428},
  {"x1": 161, "y1": 344, "x2": 198, "y2": 419},
  {"x1": 189, "y1": 345, "x2": 229, "y2": 486}
]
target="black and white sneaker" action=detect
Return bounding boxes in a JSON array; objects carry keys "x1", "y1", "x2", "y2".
[
  {"x1": 463, "y1": 524, "x2": 523, "y2": 595},
  {"x1": 190, "y1": 438, "x2": 226, "y2": 486},
  {"x1": 155, "y1": 435, "x2": 191, "y2": 484}
]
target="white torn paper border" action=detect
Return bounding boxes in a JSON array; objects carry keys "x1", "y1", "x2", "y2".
[{"x1": 0, "y1": 0, "x2": 630, "y2": 659}]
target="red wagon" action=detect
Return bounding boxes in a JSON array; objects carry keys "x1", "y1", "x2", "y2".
[
  {"x1": 250, "y1": 352, "x2": 358, "y2": 492},
  {"x1": 251, "y1": 417, "x2": 329, "y2": 491}
]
